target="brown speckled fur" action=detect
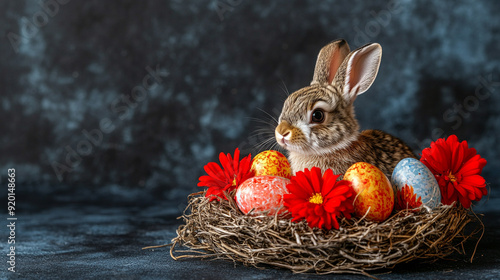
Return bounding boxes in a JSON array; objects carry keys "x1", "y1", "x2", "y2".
[
  {"x1": 287, "y1": 129, "x2": 417, "y2": 178},
  {"x1": 275, "y1": 40, "x2": 417, "y2": 178}
]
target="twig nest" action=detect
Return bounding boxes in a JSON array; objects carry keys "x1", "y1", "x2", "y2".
[{"x1": 170, "y1": 191, "x2": 482, "y2": 276}]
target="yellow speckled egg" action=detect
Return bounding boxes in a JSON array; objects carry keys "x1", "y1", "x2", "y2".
[
  {"x1": 235, "y1": 176, "x2": 290, "y2": 215},
  {"x1": 251, "y1": 150, "x2": 291, "y2": 179},
  {"x1": 343, "y1": 162, "x2": 394, "y2": 222}
]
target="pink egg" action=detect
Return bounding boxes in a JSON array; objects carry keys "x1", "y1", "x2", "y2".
[{"x1": 235, "y1": 176, "x2": 290, "y2": 215}]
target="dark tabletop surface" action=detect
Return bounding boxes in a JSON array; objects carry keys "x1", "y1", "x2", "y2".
[{"x1": 2, "y1": 187, "x2": 499, "y2": 280}]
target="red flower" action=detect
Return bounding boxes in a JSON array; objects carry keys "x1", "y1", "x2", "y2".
[
  {"x1": 283, "y1": 167, "x2": 355, "y2": 230},
  {"x1": 420, "y1": 135, "x2": 487, "y2": 208},
  {"x1": 198, "y1": 148, "x2": 254, "y2": 201},
  {"x1": 395, "y1": 184, "x2": 422, "y2": 211}
]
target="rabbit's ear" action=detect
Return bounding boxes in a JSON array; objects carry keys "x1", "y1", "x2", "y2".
[
  {"x1": 311, "y1": 39, "x2": 350, "y2": 85},
  {"x1": 333, "y1": 43, "x2": 382, "y2": 103}
]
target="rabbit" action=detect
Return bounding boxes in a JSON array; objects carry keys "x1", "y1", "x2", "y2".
[{"x1": 275, "y1": 39, "x2": 417, "y2": 178}]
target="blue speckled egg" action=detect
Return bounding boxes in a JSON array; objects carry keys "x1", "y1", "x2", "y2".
[{"x1": 391, "y1": 158, "x2": 441, "y2": 211}]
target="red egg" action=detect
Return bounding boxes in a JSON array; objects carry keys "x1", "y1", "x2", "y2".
[
  {"x1": 343, "y1": 162, "x2": 394, "y2": 222},
  {"x1": 235, "y1": 176, "x2": 290, "y2": 215}
]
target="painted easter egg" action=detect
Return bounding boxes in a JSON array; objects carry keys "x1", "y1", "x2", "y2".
[
  {"x1": 251, "y1": 150, "x2": 292, "y2": 179},
  {"x1": 391, "y1": 158, "x2": 441, "y2": 211},
  {"x1": 235, "y1": 176, "x2": 290, "y2": 215},
  {"x1": 343, "y1": 162, "x2": 394, "y2": 222}
]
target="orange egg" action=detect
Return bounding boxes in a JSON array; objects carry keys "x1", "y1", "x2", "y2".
[
  {"x1": 343, "y1": 162, "x2": 394, "y2": 222},
  {"x1": 251, "y1": 150, "x2": 291, "y2": 179},
  {"x1": 235, "y1": 176, "x2": 290, "y2": 215}
]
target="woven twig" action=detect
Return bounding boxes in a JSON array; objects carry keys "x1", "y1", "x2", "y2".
[{"x1": 167, "y1": 191, "x2": 482, "y2": 276}]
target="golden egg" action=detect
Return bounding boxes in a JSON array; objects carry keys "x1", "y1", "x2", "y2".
[
  {"x1": 251, "y1": 150, "x2": 291, "y2": 179},
  {"x1": 343, "y1": 162, "x2": 394, "y2": 222}
]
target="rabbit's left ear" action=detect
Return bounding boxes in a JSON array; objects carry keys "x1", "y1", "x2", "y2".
[
  {"x1": 333, "y1": 43, "x2": 382, "y2": 103},
  {"x1": 311, "y1": 39, "x2": 350, "y2": 85}
]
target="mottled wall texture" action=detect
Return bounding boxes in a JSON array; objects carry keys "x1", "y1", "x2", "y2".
[{"x1": 1, "y1": 1, "x2": 499, "y2": 210}]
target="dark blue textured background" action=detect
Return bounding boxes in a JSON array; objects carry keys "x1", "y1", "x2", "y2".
[{"x1": 1, "y1": 1, "x2": 499, "y2": 278}]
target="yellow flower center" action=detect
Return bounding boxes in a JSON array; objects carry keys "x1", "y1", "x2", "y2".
[
  {"x1": 232, "y1": 178, "x2": 237, "y2": 187},
  {"x1": 448, "y1": 171, "x2": 457, "y2": 182},
  {"x1": 309, "y1": 193, "x2": 323, "y2": 204}
]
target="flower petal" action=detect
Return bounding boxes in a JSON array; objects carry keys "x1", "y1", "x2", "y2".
[
  {"x1": 295, "y1": 171, "x2": 315, "y2": 194},
  {"x1": 458, "y1": 192, "x2": 472, "y2": 208},
  {"x1": 325, "y1": 184, "x2": 351, "y2": 199},
  {"x1": 233, "y1": 148, "x2": 240, "y2": 172},
  {"x1": 286, "y1": 182, "x2": 311, "y2": 199},
  {"x1": 219, "y1": 152, "x2": 234, "y2": 180},
  {"x1": 446, "y1": 182, "x2": 456, "y2": 200},
  {"x1": 322, "y1": 170, "x2": 342, "y2": 197},
  {"x1": 323, "y1": 214, "x2": 332, "y2": 230},
  {"x1": 204, "y1": 162, "x2": 227, "y2": 181},
  {"x1": 310, "y1": 167, "x2": 323, "y2": 193},
  {"x1": 459, "y1": 155, "x2": 487, "y2": 176},
  {"x1": 331, "y1": 217, "x2": 339, "y2": 230},
  {"x1": 460, "y1": 174, "x2": 486, "y2": 187},
  {"x1": 451, "y1": 140, "x2": 465, "y2": 174},
  {"x1": 324, "y1": 198, "x2": 341, "y2": 212},
  {"x1": 314, "y1": 204, "x2": 324, "y2": 216}
]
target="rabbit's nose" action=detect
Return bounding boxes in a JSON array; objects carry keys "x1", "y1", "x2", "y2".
[
  {"x1": 276, "y1": 120, "x2": 293, "y2": 138},
  {"x1": 282, "y1": 131, "x2": 291, "y2": 139}
]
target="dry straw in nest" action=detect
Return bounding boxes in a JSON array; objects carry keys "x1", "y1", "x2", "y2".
[{"x1": 159, "y1": 191, "x2": 483, "y2": 276}]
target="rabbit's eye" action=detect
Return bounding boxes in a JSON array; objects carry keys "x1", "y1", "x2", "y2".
[{"x1": 311, "y1": 110, "x2": 325, "y2": 123}]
